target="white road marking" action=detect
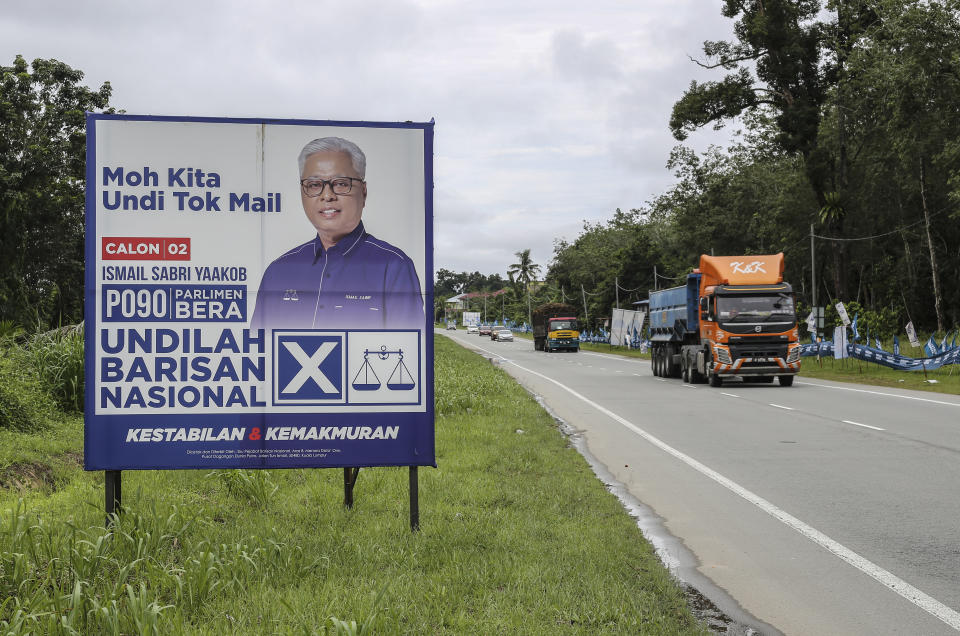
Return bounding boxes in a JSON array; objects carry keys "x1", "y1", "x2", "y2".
[
  {"x1": 682, "y1": 384, "x2": 697, "y2": 389},
  {"x1": 721, "y1": 392, "x2": 740, "y2": 398},
  {"x1": 447, "y1": 334, "x2": 960, "y2": 631},
  {"x1": 633, "y1": 373, "x2": 643, "y2": 377},
  {"x1": 843, "y1": 420, "x2": 886, "y2": 431},
  {"x1": 769, "y1": 404, "x2": 794, "y2": 411},
  {"x1": 798, "y1": 380, "x2": 960, "y2": 408}
]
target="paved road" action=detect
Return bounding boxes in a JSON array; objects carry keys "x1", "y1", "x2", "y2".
[{"x1": 442, "y1": 330, "x2": 960, "y2": 636}]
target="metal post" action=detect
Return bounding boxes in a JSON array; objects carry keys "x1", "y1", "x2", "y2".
[
  {"x1": 105, "y1": 470, "x2": 122, "y2": 526},
  {"x1": 615, "y1": 276, "x2": 619, "y2": 310},
  {"x1": 409, "y1": 466, "x2": 419, "y2": 532},
  {"x1": 654, "y1": 265, "x2": 658, "y2": 291},
  {"x1": 343, "y1": 467, "x2": 359, "y2": 508},
  {"x1": 811, "y1": 224, "x2": 818, "y2": 340}
]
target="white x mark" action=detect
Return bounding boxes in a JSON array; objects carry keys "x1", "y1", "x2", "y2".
[{"x1": 281, "y1": 341, "x2": 338, "y2": 393}]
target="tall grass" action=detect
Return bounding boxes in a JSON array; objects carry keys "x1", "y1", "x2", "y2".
[{"x1": 21, "y1": 325, "x2": 85, "y2": 412}]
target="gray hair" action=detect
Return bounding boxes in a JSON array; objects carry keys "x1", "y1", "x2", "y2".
[{"x1": 297, "y1": 137, "x2": 366, "y2": 178}]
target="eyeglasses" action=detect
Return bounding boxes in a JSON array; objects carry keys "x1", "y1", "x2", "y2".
[{"x1": 300, "y1": 177, "x2": 364, "y2": 197}]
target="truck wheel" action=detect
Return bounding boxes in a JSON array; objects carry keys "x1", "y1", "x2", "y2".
[
  {"x1": 681, "y1": 360, "x2": 690, "y2": 383},
  {"x1": 778, "y1": 375, "x2": 794, "y2": 387},
  {"x1": 708, "y1": 371, "x2": 722, "y2": 387}
]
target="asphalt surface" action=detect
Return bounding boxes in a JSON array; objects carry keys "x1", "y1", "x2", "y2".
[{"x1": 441, "y1": 329, "x2": 960, "y2": 636}]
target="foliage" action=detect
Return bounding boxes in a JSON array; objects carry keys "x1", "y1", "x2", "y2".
[
  {"x1": 0, "y1": 55, "x2": 113, "y2": 330},
  {"x1": 17, "y1": 324, "x2": 85, "y2": 412},
  {"x1": 0, "y1": 351, "x2": 57, "y2": 432}
]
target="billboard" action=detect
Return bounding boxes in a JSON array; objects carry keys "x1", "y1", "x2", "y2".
[
  {"x1": 610, "y1": 308, "x2": 645, "y2": 346},
  {"x1": 85, "y1": 114, "x2": 434, "y2": 470},
  {"x1": 462, "y1": 311, "x2": 481, "y2": 327}
]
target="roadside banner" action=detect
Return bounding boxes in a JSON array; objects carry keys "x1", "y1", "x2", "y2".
[
  {"x1": 462, "y1": 311, "x2": 480, "y2": 327},
  {"x1": 805, "y1": 310, "x2": 816, "y2": 333},
  {"x1": 85, "y1": 114, "x2": 434, "y2": 471},
  {"x1": 835, "y1": 302, "x2": 851, "y2": 326},
  {"x1": 850, "y1": 313, "x2": 859, "y2": 341},
  {"x1": 925, "y1": 336, "x2": 939, "y2": 357},
  {"x1": 894, "y1": 335, "x2": 901, "y2": 355},
  {"x1": 905, "y1": 321, "x2": 920, "y2": 348},
  {"x1": 833, "y1": 326, "x2": 849, "y2": 359}
]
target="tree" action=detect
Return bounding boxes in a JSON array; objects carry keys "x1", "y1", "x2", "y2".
[
  {"x1": 0, "y1": 55, "x2": 113, "y2": 328},
  {"x1": 669, "y1": 1, "x2": 879, "y2": 299},
  {"x1": 507, "y1": 249, "x2": 541, "y2": 327}
]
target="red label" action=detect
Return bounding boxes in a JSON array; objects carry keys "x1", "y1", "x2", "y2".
[{"x1": 101, "y1": 237, "x2": 191, "y2": 261}]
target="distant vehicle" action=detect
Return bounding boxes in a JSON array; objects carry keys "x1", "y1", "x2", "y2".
[
  {"x1": 489, "y1": 325, "x2": 503, "y2": 340},
  {"x1": 494, "y1": 329, "x2": 514, "y2": 342},
  {"x1": 446, "y1": 321, "x2": 457, "y2": 330},
  {"x1": 478, "y1": 324, "x2": 493, "y2": 336},
  {"x1": 466, "y1": 325, "x2": 479, "y2": 334},
  {"x1": 532, "y1": 303, "x2": 579, "y2": 352}
]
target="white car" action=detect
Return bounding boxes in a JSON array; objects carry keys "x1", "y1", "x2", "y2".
[
  {"x1": 494, "y1": 329, "x2": 514, "y2": 342},
  {"x1": 466, "y1": 325, "x2": 479, "y2": 334}
]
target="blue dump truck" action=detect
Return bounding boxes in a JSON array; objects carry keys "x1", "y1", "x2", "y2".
[{"x1": 648, "y1": 253, "x2": 801, "y2": 387}]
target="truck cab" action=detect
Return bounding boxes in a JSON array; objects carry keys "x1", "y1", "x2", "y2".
[
  {"x1": 545, "y1": 316, "x2": 579, "y2": 352},
  {"x1": 697, "y1": 283, "x2": 800, "y2": 386}
]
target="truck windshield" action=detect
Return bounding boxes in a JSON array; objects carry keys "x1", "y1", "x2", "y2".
[
  {"x1": 550, "y1": 320, "x2": 576, "y2": 330},
  {"x1": 717, "y1": 294, "x2": 795, "y2": 323}
]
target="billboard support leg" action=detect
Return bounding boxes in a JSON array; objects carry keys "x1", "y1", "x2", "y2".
[
  {"x1": 105, "y1": 470, "x2": 122, "y2": 526},
  {"x1": 409, "y1": 466, "x2": 419, "y2": 532},
  {"x1": 343, "y1": 467, "x2": 360, "y2": 508}
]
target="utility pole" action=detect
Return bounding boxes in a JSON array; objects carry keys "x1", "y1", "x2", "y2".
[
  {"x1": 581, "y1": 284, "x2": 589, "y2": 329},
  {"x1": 811, "y1": 224, "x2": 818, "y2": 340},
  {"x1": 615, "y1": 276, "x2": 619, "y2": 310},
  {"x1": 653, "y1": 266, "x2": 658, "y2": 291}
]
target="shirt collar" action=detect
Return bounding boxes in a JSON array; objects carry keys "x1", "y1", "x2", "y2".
[{"x1": 312, "y1": 221, "x2": 367, "y2": 261}]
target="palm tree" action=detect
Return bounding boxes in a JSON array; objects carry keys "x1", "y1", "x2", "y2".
[{"x1": 508, "y1": 249, "x2": 541, "y2": 327}]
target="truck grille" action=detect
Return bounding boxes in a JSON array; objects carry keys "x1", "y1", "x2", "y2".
[{"x1": 729, "y1": 343, "x2": 788, "y2": 360}]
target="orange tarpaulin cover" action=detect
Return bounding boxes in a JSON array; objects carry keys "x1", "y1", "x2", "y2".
[{"x1": 699, "y1": 253, "x2": 784, "y2": 290}]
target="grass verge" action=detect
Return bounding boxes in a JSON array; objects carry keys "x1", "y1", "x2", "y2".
[{"x1": 0, "y1": 335, "x2": 705, "y2": 634}]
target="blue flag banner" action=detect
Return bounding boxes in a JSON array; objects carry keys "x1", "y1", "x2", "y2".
[
  {"x1": 798, "y1": 342, "x2": 960, "y2": 370},
  {"x1": 874, "y1": 336, "x2": 881, "y2": 349},
  {"x1": 925, "y1": 336, "x2": 939, "y2": 357},
  {"x1": 894, "y1": 335, "x2": 900, "y2": 356},
  {"x1": 851, "y1": 313, "x2": 860, "y2": 341}
]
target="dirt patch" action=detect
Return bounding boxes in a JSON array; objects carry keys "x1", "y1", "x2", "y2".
[
  {"x1": 61, "y1": 451, "x2": 84, "y2": 467},
  {"x1": 0, "y1": 462, "x2": 56, "y2": 492}
]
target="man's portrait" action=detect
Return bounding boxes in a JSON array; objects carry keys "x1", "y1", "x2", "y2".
[{"x1": 251, "y1": 136, "x2": 424, "y2": 330}]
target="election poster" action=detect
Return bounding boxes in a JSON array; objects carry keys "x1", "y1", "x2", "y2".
[{"x1": 84, "y1": 114, "x2": 434, "y2": 470}]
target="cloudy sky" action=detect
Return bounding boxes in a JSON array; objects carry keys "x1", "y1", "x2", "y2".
[{"x1": 2, "y1": 0, "x2": 737, "y2": 280}]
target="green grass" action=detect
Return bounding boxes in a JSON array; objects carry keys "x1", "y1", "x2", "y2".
[
  {"x1": 796, "y1": 354, "x2": 960, "y2": 394},
  {"x1": 0, "y1": 336, "x2": 704, "y2": 635}
]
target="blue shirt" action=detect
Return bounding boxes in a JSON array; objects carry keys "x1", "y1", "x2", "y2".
[{"x1": 251, "y1": 222, "x2": 424, "y2": 330}]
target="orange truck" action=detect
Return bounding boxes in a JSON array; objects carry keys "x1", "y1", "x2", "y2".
[{"x1": 647, "y1": 253, "x2": 801, "y2": 386}]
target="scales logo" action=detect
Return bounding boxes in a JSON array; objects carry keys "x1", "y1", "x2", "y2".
[
  {"x1": 730, "y1": 260, "x2": 766, "y2": 274},
  {"x1": 273, "y1": 333, "x2": 345, "y2": 404},
  {"x1": 352, "y1": 346, "x2": 416, "y2": 391}
]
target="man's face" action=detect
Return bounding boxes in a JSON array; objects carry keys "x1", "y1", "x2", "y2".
[{"x1": 300, "y1": 150, "x2": 366, "y2": 248}]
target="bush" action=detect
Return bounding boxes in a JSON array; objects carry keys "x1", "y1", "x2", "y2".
[
  {"x1": 0, "y1": 351, "x2": 56, "y2": 432},
  {"x1": 21, "y1": 324, "x2": 84, "y2": 412}
]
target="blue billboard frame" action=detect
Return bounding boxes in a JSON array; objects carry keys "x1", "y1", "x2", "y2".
[{"x1": 84, "y1": 113, "x2": 435, "y2": 475}]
